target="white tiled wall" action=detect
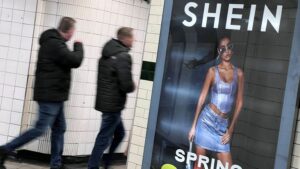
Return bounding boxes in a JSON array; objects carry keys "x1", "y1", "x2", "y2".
[
  {"x1": 0, "y1": 0, "x2": 37, "y2": 145},
  {"x1": 127, "y1": 0, "x2": 164, "y2": 168},
  {"x1": 20, "y1": 0, "x2": 150, "y2": 156},
  {"x1": 291, "y1": 109, "x2": 300, "y2": 169}
]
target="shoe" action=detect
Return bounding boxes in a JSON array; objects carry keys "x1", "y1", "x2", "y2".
[{"x1": 0, "y1": 146, "x2": 8, "y2": 169}]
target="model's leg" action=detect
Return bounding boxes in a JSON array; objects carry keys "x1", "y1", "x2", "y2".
[
  {"x1": 216, "y1": 152, "x2": 232, "y2": 168},
  {"x1": 194, "y1": 146, "x2": 206, "y2": 169}
]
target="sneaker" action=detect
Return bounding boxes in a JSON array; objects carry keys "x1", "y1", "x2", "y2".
[{"x1": 0, "y1": 146, "x2": 8, "y2": 169}]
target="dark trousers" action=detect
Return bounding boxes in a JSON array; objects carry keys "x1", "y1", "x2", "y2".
[
  {"x1": 4, "y1": 101, "x2": 66, "y2": 168},
  {"x1": 88, "y1": 112, "x2": 125, "y2": 169}
]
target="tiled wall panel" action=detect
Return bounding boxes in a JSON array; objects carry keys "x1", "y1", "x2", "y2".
[
  {"x1": 292, "y1": 110, "x2": 300, "y2": 169},
  {"x1": 0, "y1": 0, "x2": 37, "y2": 145},
  {"x1": 21, "y1": 0, "x2": 150, "y2": 156},
  {"x1": 127, "y1": 0, "x2": 164, "y2": 168}
]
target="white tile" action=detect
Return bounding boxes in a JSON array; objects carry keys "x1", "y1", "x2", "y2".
[
  {"x1": 10, "y1": 22, "x2": 23, "y2": 36},
  {"x1": 22, "y1": 24, "x2": 34, "y2": 37},
  {"x1": 45, "y1": 1, "x2": 58, "y2": 14},
  {"x1": 0, "y1": 110, "x2": 10, "y2": 123},
  {"x1": 12, "y1": 10, "x2": 24, "y2": 23},
  {"x1": 32, "y1": 38, "x2": 40, "y2": 51},
  {"x1": 10, "y1": 112, "x2": 22, "y2": 125},
  {"x1": 0, "y1": 21, "x2": 12, "y2": 34},
  {"x1": 12, "y1": 99, "x2": 24, "y2": 113},
  {"x1": 20, "y1": 37, "x2": 33, "y2": 50},
  {"x1": 87, "y1": 71, "x2": 96, "y2": 83},
  {"x1": 4, "y1": 73, "x2": 16, "y2": 85},
  {"x1": 15, "y1": 75, "x2": 27, "y2": 87},
  {"x1": 13, "y1": 87, "x2": 26, "y2": 100},
  {"x1": 77, "y1": 144, "x2": 86, "y2": 155},
  {"x1": 2, "y1": 0, "x2": 13, "y2": 8},
  {"x1": 1, "y1": 97, "x2": 13, "y2": 111},
  {"x1": 23, "y1": 12, "x2": 35, "y2": 24},
  {"x1": 13, "y1": 0, "x2": 26, "y2": 10},
  {"x1": 17, "y1": 62, "x2": 29, "y2": 75},
  {"x1": 131, "y1": 18, "x2": 138, "y2": 29},
  {"x1": 8, "y1": 124, "x2": 21, "y2": 137},
  {"x1": 0, "y1": 46, "x2": 8, "y2": 59},
  {"x1": 25, "y1": 0, "x2": 38, "y2": 12},
  {"x1": 7, "y1": 47, "x2": 20, "y2": 61},
  {"x1": 19, "y1": 50, "x2": 31, "y2": 62},
  {"x1": 0, "y1": 122, "x2": 9, "y2": 135},
  {"x1": 0, "y1": 72, "x2": 4, "y2": 83},
  {"x1": 0, "y1": 33, "x2": 10, "y2": 46},
  {"x1": 9, "y1": 35, "x2": 21, "y2": 48},
  {"x1": 5, "y1": 60, "x2": 18, "y2": 73},
  {"x1": 0, "y1": 84, "x2": 3, "y2": 96},
  {"x1": 0, "y1": 135, "x2": 8, "y2": 145},
  {"x1": 2, "y1": 85, "x2": 14, "y2": 98},
  {"x1": 43, "y1": 14, "x2": 56, "y2": 27}
]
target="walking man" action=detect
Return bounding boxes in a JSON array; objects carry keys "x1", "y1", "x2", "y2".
[
  {"x1": 88, "y1": 27, "x2": 135, "y2": 169},
  {"x1": 0, "y1": 17, "x2": 84, "y2": 169}
]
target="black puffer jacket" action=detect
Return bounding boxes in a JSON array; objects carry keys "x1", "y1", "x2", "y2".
[
  {"x1": 95, "y1": 39, "x2": 135, "y2": 112},
  {"x1": 33, "y1": 29, "x2": 84, "y2": 101}
]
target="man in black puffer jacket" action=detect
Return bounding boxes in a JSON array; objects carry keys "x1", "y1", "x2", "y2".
[
  {"x1": 88, "y1": 27, "x2": 135, "y2": 169},
  {"x1": 0, "y1": 17, "x2": 83, "y2": 169}
]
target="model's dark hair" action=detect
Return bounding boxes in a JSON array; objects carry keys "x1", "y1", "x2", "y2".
[
  {"x1": 184, "y1": 35, "x2": 232, "y2": 69},
  {"x1": 218, "y1": 36, "x2": 231, "y2": 48},
  {"x1": 58, "y1": 17, "x2": 76, "y2": 33},
  {"x1": 117, "y1": 27, "x2": 133, "y2": 40}
]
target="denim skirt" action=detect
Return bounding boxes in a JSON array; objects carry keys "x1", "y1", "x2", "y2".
[{"x1": 194, "y1": 105, "x2": 230, "y2": 152}]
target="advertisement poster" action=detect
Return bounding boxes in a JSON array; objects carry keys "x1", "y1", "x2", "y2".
[{"x1": 147, "y1": 1, "x2": 299, "y2": 169}]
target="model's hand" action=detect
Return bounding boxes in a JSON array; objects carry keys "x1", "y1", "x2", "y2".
[
  {"x1": 222, "y1": 130, "x2": 232, "y2": 144},
  {"x1": 188, "y1": 127, "x2": 196, "y2": 141}
]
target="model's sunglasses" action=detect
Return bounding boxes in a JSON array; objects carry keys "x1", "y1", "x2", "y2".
[{"x1": 218, "y1": 43, "x2": 234, "y2": 55}]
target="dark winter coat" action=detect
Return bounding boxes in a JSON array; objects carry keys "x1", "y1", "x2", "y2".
[
  {"x1": 95, "y1": 39, "x2": 135, "y2": 112},
  {"x1": 33, "y1": 29, "x2": 84, "y2": 101}
]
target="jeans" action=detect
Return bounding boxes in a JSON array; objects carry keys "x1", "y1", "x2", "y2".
[
  {"x1": 88, "y1": 112, "x2": 125, "y2": 169},
  {"x1": 4, "y1": 101, "x2": 66, "y2": 168}
]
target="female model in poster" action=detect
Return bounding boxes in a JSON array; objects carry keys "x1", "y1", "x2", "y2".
[{"x1": 188, "y1": 36, "x2": 244, "y2": 169}]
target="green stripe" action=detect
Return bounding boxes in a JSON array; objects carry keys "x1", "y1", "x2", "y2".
[{"x1": 141, "y1": 61, "x2": 156, "y2": 81}]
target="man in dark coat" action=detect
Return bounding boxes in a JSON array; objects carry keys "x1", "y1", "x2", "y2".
[
  {"x1": 0, "y1": 17, "x2": 84, "y2": 169},
  {"x1": 88, "y1": 27, "x2": 135, "y2": 169}
]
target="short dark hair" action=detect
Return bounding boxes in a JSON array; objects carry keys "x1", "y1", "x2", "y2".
[
  {"x1": 58, "y1": 17, "x2": 76, "y2": 33},
  {"x1": 117, "y1": 27, "x2": 133, "y2": 40}
]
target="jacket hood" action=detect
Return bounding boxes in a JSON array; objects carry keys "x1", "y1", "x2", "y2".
[
  {"x1": 102, "y1": 39, "x2": 130, "y2": 58},
  {"x1": 39, "y1": 29, "x2": 65, "y2": 45}
]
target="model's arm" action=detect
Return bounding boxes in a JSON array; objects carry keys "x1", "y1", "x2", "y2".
[
  {"x1": 222, "y1": 68, "x2": 244, "y2": 144},
  {"x1": 188, "y1": 67, "x2": 214, "y2": 141}
]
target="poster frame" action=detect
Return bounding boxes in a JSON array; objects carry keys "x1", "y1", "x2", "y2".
[{"x1": 142, "y1": 1, "x2": 300, "y2": 169}]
